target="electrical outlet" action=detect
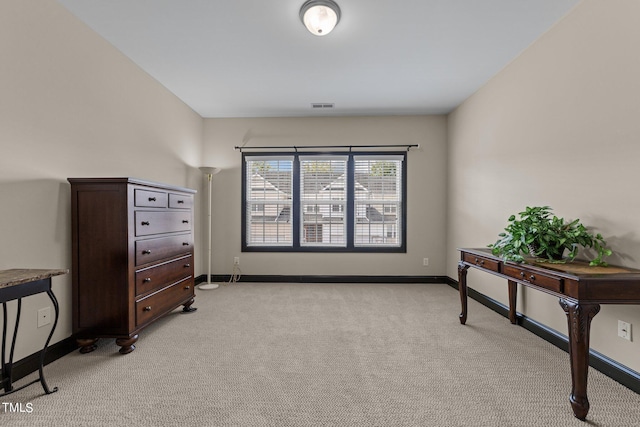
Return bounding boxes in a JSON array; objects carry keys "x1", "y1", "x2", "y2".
[
  {"x1": 618, "y1": 320, "x2": 632, "y2": 341},
  {"x1": 37, "y1": 307, "x2": 51, "y2": 328},
  {"x1": 234, "y1": 257, "x2": 240, "y2": 265},
  {"x1": 423, "y1": 258, "x2": 429, "y2": 266}
]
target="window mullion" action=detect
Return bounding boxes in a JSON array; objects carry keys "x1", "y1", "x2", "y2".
[
  {"x1": 346, "y1": 154, "x2": 355, "y2": 249},
  {"x1": 292, "y1": 156, "x2": 301, "y2": 249}
]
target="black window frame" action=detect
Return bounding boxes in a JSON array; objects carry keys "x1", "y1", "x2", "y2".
[{"x1": 241, "y1": 151, "x2": 407, "y2": 253}]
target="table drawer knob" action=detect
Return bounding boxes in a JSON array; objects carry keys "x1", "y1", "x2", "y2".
[
  {"x1": 143, "y1": 278, "x2": 151, "y2": 283},
  {"x1": 142, "y1": 250, "x2": 151, "y2": 255},
  {"x1": 143, "y1": 306, "x2": 152, "y2": 312},
  {"x1": 474, "y1": 258, "x2": 484, "y2": 266},
  {"x1": 530, "y1": 275, "x2": 536, "y2": 281},
  {"x1": 520, "y1": 272, "x2": 525, "y2": 277},
  {"x1": 141, "y1": 221, "x2": 150, "y2": 226}
]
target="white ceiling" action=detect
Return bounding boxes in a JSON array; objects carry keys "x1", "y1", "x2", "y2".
[{"x1": 57, "y1": 0, "x2": 580, "y2": 118}]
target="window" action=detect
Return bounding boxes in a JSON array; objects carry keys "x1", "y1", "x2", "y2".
[
  {"x1": 242, "y1": 152, "x2": 406, "y2": 252},
  {"x1": 244, "y1": 157, "x2": 293, "y2": 246}
]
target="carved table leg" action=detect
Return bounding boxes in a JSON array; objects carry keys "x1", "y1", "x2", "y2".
[
  {"x1": 116, "y1": 335, "x2": 138, "y2": 354},
  {"x1": 508, "y1": 280, "x2": 518, "y2": 324},
  {"x1": 458, "y1": 261, "x2": 470, "y2": 324},
  {"x1": 559, "y1": 299, "x2": 601, "y2": 421},
  {"x1": 182, "y1": 297, "x2": 197, "y2": 313},
  {"x1": 77, "y1": 338, "x2": 98, "y2": 354}
]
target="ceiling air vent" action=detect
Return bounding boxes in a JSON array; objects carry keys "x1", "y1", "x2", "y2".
[{"x1": 311, "y1": 103, "x2": 334, "y2": 109}]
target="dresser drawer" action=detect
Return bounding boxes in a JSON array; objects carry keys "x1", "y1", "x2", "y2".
[
  {"x1": 135, "y1": 211, "x2": 192, "y2": 236},
  {"x1": 135, "y1": 234, "x2": 192, "y2": 266},
  {"x1": 135, "y1": 255, "x2": 193, "y2": 296},
  {"x1": 463, "y1": 252, "x2": 500, "y2": 272},
  {"x1": 135, "y1": 278, "x2": 194, "y2": 327},
  {"x1": 135, "y1": 189, "x2": 168, "y2": 208},
  {"x1": 169, "y1": 193, "x2": 193, "y2": 209},
  {"x1": 503, "y1": 264, "x2": 563, "y2": 293}
]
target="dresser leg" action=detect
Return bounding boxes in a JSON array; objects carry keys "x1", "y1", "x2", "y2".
[
  {"x1": 458, "y1": 261, "x2": 470, "y2": 324},
  {"x1": 116, "y1": 335, "x2": 138, "y2": 354},
  {"x1": 182, "y1": 297, "x2": 197, "y2": 313},
  {"x1": 559, "y1": 299, "x2": 600, "y2": 421},
  {"x1": 77, "y1": 338, "x2": 98, "y2": 354}
]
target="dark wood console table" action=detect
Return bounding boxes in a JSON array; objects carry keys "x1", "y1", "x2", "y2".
[
  {"x1": 457, "y1": 248, "x2": 640, "y2": 421},
  {"x1": 0, "y1": 269, "x2": 67, "y2": 397}
]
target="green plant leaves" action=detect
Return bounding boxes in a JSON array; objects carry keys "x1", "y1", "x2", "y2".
[{"x1": 488, "y1": 206, "x2": 612, "y2": 266}]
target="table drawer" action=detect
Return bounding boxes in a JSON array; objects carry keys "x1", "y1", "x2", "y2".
[
  {"x1": 134, "y1": 189, "x2": 168, "y2": 208},
  {"x1": 135, "y1": 256, "x2": 193, "y2": 296},
  {"x1": 135, "y1": 211, "x2": 192, "y2": 236},
  {"x1": 503, "y1": 265, "x2": 563, "y2": 293},
  {"x1": 463, "y1": 252, "x2": 500, "y2": 272},
  {"x1": 135, "y1": 278, "x2": 194, "y2": 327},
  {"x1": 169, "y1": 193, "x2": 193, "y2": 209},
  {"x1": 135, "y1": 235, "x2": 192, "y2": 266}
]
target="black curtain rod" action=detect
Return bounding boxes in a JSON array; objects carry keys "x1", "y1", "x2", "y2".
[{"x1": 234, "y1": 144, "x2": 419, "y2": 152}]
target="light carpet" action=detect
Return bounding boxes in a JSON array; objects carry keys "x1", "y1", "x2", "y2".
[{"x1": 2, "y1": 282, "x2": 639, "y2": 426}]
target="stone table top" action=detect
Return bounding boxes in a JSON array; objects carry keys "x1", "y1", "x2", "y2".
[{"x1": 0, "y1": 269, "x2": 68, "y2": 289}]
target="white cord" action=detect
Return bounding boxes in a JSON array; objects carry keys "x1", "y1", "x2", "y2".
[{"x1": 228, "y1": 264, "x2": 242, "y2": 284}]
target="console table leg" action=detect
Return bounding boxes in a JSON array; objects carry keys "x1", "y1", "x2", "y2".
[
  {"x1": 508, "y1": 280, "x2": 518, "y2": 324},
  {"x1": 559, "y1": 299, "x2": 600, "y2": 421},
  {"x1": 458, "y1": 262, "x2": 470, "y2": 324}
]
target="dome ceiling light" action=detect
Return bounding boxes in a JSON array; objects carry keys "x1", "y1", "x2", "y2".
[{"x1": 299, "y1": 0, "x2": 341, "y2": 36}]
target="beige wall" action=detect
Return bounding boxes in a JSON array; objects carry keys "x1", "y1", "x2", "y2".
[
  {"x1": 203, "y1": 116, "x2": 448, "y2": 277},
  {"x1": 447, "y1": 0, "x2": 640, "y2": 371},
  {"x1": 0, "y1": 1, "x2": 204, "y2": 359}
]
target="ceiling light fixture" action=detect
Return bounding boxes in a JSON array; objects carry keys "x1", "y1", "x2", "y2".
[{"x1": 299, "y1": 0, "x2": 341, "y2": 36}]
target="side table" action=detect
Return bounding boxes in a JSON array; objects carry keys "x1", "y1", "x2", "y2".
[{"x1": 0, "y1": 269, "x2": 67, "y2": 397}]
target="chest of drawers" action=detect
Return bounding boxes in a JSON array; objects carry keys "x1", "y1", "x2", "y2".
[{"x1": 68, "y1": 178, "x2": 197, "y2": 354}]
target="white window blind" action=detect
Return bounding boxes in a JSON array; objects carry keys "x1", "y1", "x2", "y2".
[
  {"x1": 299, "y1": 157, "x2": 347, "y2": 247},
  {"x1": 245, "y1": 157, "x2": 293, "y2": 246},
  {"x1": 353, "y1": 156, "x2": 403, "y2": 247}
]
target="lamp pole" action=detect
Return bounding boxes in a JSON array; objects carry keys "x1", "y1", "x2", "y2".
[{"x1": 198, "y1": 167, "x2": 220, "y2": 290}]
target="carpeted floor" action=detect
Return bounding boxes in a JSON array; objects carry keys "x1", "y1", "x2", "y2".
[{"x1": 2, "y1": 282, "x2": 640, "y2": 426}]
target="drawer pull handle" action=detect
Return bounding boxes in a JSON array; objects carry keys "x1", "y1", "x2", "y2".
[
  {"x1": 529, "y1": 275, "x2": 536, "y2": 281},
  {"x1": 148, "y1": 197, "x2": 156, "y2": 202},
  {"x1": 182, "y1": 242, "x2": 189, "y2": 246},
  {"x1": 184, "y1": 264, "x2": 191, "y2": 268},
  {"x1": 143, "y1": 306, "x2": 152, "y2": 312},
  {"x1": 142, "y1": 250, "x2": 152, "y2": 255},
  {"x1": 520, "y1": 272, "x2": 525, "y2": 278},
  {"x1": 141, "y1": 221, "x2": 150, "y2": 226},
  {"x1": 177, "y1": 200, "x2": 184, "y2": 204},
  {"x1": 182, "y1": 220, "x2": 189, "y2": 224},
  {"x1": 184, "y1": 285, "x2": 191, "y2": 290},
  {"x1": 474, "y1": 258, "x2": 484, "y2": 266},
  {"x1": 143, "y1": 278, "x2": 151, "y2": 283}
]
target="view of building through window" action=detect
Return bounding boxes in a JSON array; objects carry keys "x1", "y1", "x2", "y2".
[{"x1": 243, "y1": 153, "x2": 405, "y2": 252}]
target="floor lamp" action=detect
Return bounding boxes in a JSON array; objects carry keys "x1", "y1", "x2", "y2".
[{"x1": 198, "y1": 166, "x2": 221, "y2": 290}]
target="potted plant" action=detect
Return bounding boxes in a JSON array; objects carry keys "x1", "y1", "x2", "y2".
[{"x1": 489, "y1": 206, "x2": 612, "y2": 266}]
